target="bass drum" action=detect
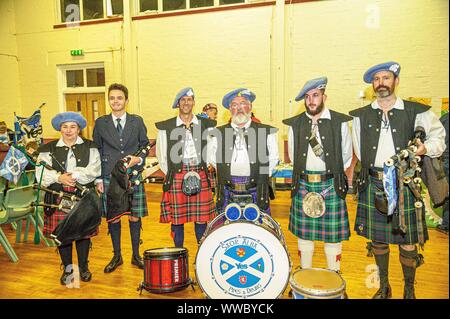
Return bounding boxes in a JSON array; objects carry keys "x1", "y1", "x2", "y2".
[{"x1": 195, "y1": 212, "x2": 291, "y2": 299}]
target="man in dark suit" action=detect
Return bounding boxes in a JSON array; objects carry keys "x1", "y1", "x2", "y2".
[{"x1": 93, "y1": 83, "x2": 149, "y2": 273}]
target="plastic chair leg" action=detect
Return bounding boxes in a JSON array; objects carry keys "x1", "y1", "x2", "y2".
[
  {"x1": 15, "y1": 221, "x2": 23, "y2": 244},
  {"x1": 0, "y1": 227, "x2": 19, "y2": 262},
  {"x1": 24, "y1": 217, "x2": 31, "y2": 242}
]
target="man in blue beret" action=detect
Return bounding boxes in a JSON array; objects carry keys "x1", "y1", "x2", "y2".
[
  {"x1": 209, "y1": 88, "x2": 279, "y2": 216},
  {"x1": 350, "y1": 62, "x2": 446, "y2": 298},
  {"x1": 36, "y1": 111, "x2": 101, "y2": 285},
  {"x1": 283, "y1": 77, "x2": 353, "y2": 274},
  {"x1": 156, "y1": 87, "x2": 217, "y2": 248},
  {"x1": 93, "y1": 83, "x2": 150, "y2": 273}
]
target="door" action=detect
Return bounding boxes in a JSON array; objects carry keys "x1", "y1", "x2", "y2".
[{"x1": 65, "y1": 93, "x2": 106, "y2": 139}]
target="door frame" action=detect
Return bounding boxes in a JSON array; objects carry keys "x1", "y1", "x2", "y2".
[{"x1": 57, "y1": 62, "x2": 107, "y2": 114}]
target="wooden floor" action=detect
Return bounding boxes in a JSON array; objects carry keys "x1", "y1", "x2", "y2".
[{"x1": 0, "y1": 184, "x2": 448, "y2": 299}]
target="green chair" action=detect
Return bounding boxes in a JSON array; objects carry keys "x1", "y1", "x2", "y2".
[{"x1": 0, "y1": 185, "x2": 39, "y2": 262}]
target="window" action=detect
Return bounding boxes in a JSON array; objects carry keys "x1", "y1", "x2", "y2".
[
  {"x1": 138, "y1": 0, "x2": 247, "y2": 14},
  {"x1": 66, "y1": 70, "x2": 84, "y2": 87},
  {"x1": 59, "y1": 0, "x2": 123, "y2": 23},
  {"x1": 63, "y1": 65, "x2": 105, "y2": 89},
  {"x1": 86, "y1": 68, "x2": 105, "y2": 87}
]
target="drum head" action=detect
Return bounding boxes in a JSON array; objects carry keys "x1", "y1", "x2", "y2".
[
  {"x1": 195, "y1": 222, "x2": 290, "y2": 299},
  {"x1": 243, "y1": 203, "x2": 260, "y2": 222},
  {"x1": 290, "y1": 268, "x2": 345, "y2": 297},
  {"x1": 144, "y1": 247, "x2": 187, "y2": 256},
  {"x1": 224, "y1": 203, "x2": 242, "y2": 221}
]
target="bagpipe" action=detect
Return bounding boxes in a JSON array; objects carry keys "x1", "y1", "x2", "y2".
[
  {"x1": 383, "y1": 127, "x2": 427, "y2": 246},
  {"x1": 16, "y1": 145, "x2": 101, "y2": 246},
  {"x1": 106, "y1": 141, "x2": 163, "y2": 223}
]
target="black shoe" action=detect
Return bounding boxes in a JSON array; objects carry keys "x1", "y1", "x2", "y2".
[
  {"x1": 131, "y1": 255, "x2": 144, "y2": 269},
  {"x1": 372, "y1": 284, "x2": 392, "y2": 299},
  {"x1": 436, "y1": 224, "x2": 449, "y2": 235},
  {"x1": 80, "y1": 268, "x2": 92, "y2": 282},
  {"x1": 104, "y1": 255, "x2": 123, "y2": 273},
  {"x1": 60, "y1": 270, "x2": 73, "y2": 286}
]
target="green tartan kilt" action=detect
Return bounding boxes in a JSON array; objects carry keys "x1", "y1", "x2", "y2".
[
  {"x1": 289, "y1": 174, "x2": 350, "y2": 243},
  {"x1": 354, "y1": 176, "x2": 428, "y2": 245},
  {"x1": 100, "y1": 176, "x2": 148, "y2": 219}
]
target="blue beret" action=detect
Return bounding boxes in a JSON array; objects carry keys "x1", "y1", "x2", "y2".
[
  {"x1": 295, "y1": 77, "x2": 328, "y2": 101},
  {"x1": 363, "y1": 61, "x2": 401, "y2": 83},
  {"x1": 172, "y1": 87, "x2": 195, "y2": 109},
  {"x1": 222, "y1": 88, "x2": 256, "y2": 109},
  {"x1": 51, "y1": 112, "x2": 86, "y2": 131}
]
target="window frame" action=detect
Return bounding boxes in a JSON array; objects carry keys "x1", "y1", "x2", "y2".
[
  {"x1": 57, "y1": 0, "x2": 123, "y2": 24},
  {"x1": 136, "y1": 0, "x2": 254, "y2": 15}
]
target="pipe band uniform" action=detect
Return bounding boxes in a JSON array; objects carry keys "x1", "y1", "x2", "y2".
[
  {"x1": 35, "y1": 111, "x2": 101, "y2": 285},
  {"x1": 350, "y1": 61, "x2": 446, "y2": 299},
  {"x1": 283, "y1": 76, "x2": 352, "y2": 277},
  {"x1": 93, "y1": 83, "x2": 150, "y2": 273}
]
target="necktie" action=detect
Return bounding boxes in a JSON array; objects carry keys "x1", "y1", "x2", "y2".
[{"x1": 116, "y1": 118, "x2": 123, "y2": 136}]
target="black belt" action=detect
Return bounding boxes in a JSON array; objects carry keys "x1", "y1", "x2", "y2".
[
  {"x1": 369, "y1": 169, "x2": 384, "y2": 180},
  {"x1": 299, "y1": 173, "x2": 334, "y2": 183}
]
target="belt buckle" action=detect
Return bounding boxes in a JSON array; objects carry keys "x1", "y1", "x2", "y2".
[
  {"x1": 234, "y1": 183, "x2": 246, "y2": 192},
  {"x1": 307, "y1": 174, "x2": 321, "y2": 183}
]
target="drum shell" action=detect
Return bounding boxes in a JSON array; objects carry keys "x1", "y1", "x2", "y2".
[
  {"x1": 142, "y1": 248, "x2": 191, "y2": 293},
  {"x1": 290, "y1": 268, "x2": 346, "y2": 299}
]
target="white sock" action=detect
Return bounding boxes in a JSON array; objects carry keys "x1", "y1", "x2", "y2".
[
  {"x1": 298, "y1": 239, "x2": 314, "y2": 269},
  {"x1": 324, "y1": 242, "x2": 342, "y2": 272}
]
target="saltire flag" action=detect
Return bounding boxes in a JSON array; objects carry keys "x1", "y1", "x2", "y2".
[
  {"x1": 0, "y1": 145, "x2": 29, "y2": 184},
  {"x1": 14, "y1": 106, "x2": 44, "y2": 147},
  {"x1": 383, "y1": 163, "x2": 398, "y2": 216}
]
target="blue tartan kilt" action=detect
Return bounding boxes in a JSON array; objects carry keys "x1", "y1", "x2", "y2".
[
  {"x1": 354, "y1": 176, "x2": 428, "y2": 245},
  {"x1": 289, "y1": 172, "x2": 350, "y2": 243},
  {"x1": 100, "y1": 176, "x2": 148, "y2": 219}
]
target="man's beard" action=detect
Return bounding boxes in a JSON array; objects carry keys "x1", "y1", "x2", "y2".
[
  {"x1": 306, "y1": 102, "x2": 325, "y2": 116},
  {"x1": 375, "y1": 84, "x2": 395, "y2": 98},
  {"x1": 232, "y1": 112, "x2": 251, "y2": 126}
]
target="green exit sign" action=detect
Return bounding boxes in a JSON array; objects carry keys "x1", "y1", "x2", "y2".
[{"x1": 71, "y1": 49, "x2": 84, "y2": 56}]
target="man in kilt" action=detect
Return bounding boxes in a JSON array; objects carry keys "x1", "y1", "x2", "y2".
[
  {"x1": 156, "y1": 87, "x2": 216, "y2": 247},
  {"x1": 93, "y1": 83, "x2": 149, "y2": 273},
  {"x1": 36, "y1": 112, "x2": 101, "y2": 285},
  {"x1": 283, "y1": 77, "x2": 353, "y2": 272},
  {"x1": 208, "y1": 88, "x2": 279, "y2": 216},
  {"x1": 350, "y1": 62, "x2": 446, "y2": 298}
]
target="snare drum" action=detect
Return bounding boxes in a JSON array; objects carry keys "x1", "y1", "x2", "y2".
[
  {"x1": 290, "y1": 268, "x2": 346, "y2": 299},
  {"x1": 195, "y1": 212, "x2": 291, "y2": 299},
  {"x1": 141, "y1": 247, "x2": 191, "y2": 293}
]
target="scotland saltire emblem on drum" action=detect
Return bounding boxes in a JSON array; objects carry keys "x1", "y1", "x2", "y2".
[
  {"x1": 196, "y1": 218, "x2": 290, "y2": 299},
  {"x1": 211, "y1": 237, "x2": 274, "y2": 297}
]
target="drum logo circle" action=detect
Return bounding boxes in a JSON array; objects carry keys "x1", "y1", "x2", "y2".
[{"x1": 210, "y1": 235, "x2": 275, "y2": 298}]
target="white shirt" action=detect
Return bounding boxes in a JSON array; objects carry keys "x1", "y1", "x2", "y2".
[
  {"x1": 35, "y1": 136, "x2": 102, "y2": 187},
  {"x1": 156, "y1": 116, "x2": 201, "y2": 175},
  {"x1": 111, "y1": 112, "x2": 126, "y2": 129},
  {"x1": 287, "y1": 108, "x2": 353, "y2": 170},
  {"x1": 352, "y1": 97, "x2": 446, "y2": 168},
  {"x1": 208, "y1": 120, "x2": 280, "y2": 177}
]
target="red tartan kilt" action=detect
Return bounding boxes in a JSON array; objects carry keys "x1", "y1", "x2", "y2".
[
  {"x1": 43, "y1": 186, "x2": 98, "y2": 239},
  {"x1": 160, "y1": 166, "x2": 216, "y2": 225}
]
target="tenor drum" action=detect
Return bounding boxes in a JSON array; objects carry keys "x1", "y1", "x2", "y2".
[
  {"x1": 195, "y1": 212, "x2": 291, "y2": 299},
  {"x1": 290, "y1": 268, "x2": 346, "y2": 299},
  {"x1": 141, "y1": 247, "x2": 191, "y2": 293}
]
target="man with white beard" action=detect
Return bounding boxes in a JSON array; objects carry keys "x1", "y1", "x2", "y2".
[{"x1": 208, "y1": 88, "x2": 279, "y2": 216}]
